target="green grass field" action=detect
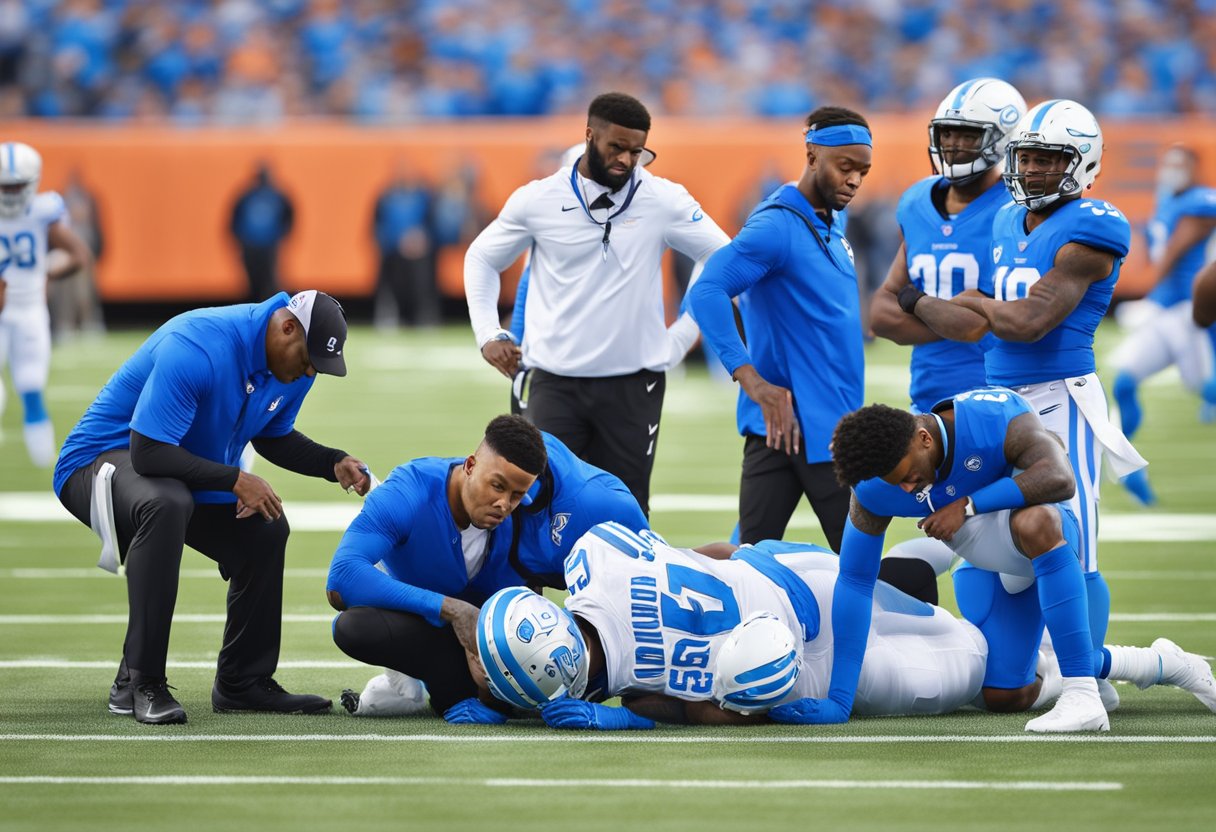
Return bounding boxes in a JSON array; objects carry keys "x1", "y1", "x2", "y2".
[{"x1": 1, "y1": 322, "x2": 1214, "y2": 832}]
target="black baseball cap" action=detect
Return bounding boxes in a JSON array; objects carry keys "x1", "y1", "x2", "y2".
[{"x1": 286, "y1": 290, "x2": 348, "y2": 377}]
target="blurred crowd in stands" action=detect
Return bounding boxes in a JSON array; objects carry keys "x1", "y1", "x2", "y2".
[{"x1": 1, "y1": 0, "x2": 1214, "y2": 123}]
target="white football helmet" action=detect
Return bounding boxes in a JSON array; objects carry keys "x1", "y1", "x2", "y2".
[
  {"x1": 1003, "y1": 99, "x2": 1104, "y2": 212},
  {"x1": 712, "y1": 611, "x2": 802, "y2": 715},
  {"x1": 928, "y1": 78, "x2": 1026, "y2": 183},
  {"x1": 477, "y1": 587, "x2": 589, "y2": 710},
  {"x1": 0, "y1": 142, "x2": 42, "y2": 220}
]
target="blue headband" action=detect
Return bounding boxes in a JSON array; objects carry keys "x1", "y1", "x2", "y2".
[{"x1": 806, "y1": 124, "x2": 872, "y2": 147}]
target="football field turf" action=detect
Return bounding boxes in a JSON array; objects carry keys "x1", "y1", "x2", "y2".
[{"x1": 1, "y1": 322, "x2": 1213, "y2": 831}]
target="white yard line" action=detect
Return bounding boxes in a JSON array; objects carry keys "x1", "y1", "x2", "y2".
[
  {"x1": 0, "y1": 733, "x2": 1209, "y2": 745},
  {"x1": 5, "y1": 492, "x2": 1215, "y2": 541},
  {"x1": 6, "y1": 567, "x2": 1216, "y2": 581},
  {"x1": 0, "y1": 660, "x2": 360, "y2": 669},
  {"x1": 0, "y1": 774, "x2": 1120, "y2": 791},
  {"x1": 5, "y1": 613, "x2": 1214, "y2": 625}
]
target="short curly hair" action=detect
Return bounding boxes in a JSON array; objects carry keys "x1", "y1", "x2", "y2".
[
  {"x1": 588, "y1": 92, "x2": 651, "y2": 132},
  {"x1": 483, "y1": 414, "x2": 547, "y2": 475},
  {"x1": 831, "y1": 404, "x2": 917, "y2": 487}
]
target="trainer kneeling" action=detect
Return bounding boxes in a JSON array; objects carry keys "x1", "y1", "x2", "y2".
[{"x1": 54, "y1": 290, "x2": 371, "y2": 725}]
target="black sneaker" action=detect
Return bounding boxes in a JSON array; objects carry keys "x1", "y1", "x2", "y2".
[
  {"x1": 132, "y1": 679, "x2": 188, "y2": 725},
  {"x1": 108, "y1": 658, "x2": 132, "y2": 716},
  {"x1": 212, "y1": 677, "x2": 332, "y2": 714}
]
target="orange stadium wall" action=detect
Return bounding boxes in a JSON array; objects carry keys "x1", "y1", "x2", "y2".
[{"x1": 8, "y1": 117, "x2": 1215, "y2": 303}]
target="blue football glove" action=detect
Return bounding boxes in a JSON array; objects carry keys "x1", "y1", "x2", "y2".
[
  {"x1": 541, "y1": 696, "x2": 655, "y2": 731},
  {"x1": 767, "y1": 697, "x2": 850, "y2": 725},
  {"x1": 443, "y1": 697, "x2": 508, "y2": 725}
]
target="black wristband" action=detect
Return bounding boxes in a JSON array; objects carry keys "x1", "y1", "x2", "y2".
[{"x1": 897, "y1": 283, "x2": 927, "y2": 315}]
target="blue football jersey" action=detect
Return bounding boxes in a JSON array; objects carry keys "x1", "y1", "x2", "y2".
[
  {"x1": 1145, "y1": 186, "x2": 1216, "y2": 308},
  {"x1": 898, "y1": 177, "x2": 1007, "y2": 411},
  {"x1": 853, "y1": 387, "x2": 1032, "y2": 518},
  {"x1": 985, "y1": 197, "x2": 1131, "y2": 386}
]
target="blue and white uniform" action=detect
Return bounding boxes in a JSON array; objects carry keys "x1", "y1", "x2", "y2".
[
  {"x1": 897, "y1": 177, "x2": 1006, "y2": 413},
  {"x1": 986, "y1": 196, "x2": 1144, "y2": 573},
  {"x1": 0, "y1": 191, "x2": 67, "y2": 463},
  {"x1": 845, "y1": 389, "x2": 1098, "y2": 692},
  {"x1": 563, "y1": 524, "x2": 986, "y2": 716},
  {"x1": 1110, "y1": 185, "x2": 1216, "y2": 395}
]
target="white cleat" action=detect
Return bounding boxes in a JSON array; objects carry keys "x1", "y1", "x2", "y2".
[
  {"x1": 1025, "y1": 677, "x2": 1109, "y2": 733},
  {"x1": 1153, "y1": 638, "x2": 1216, "y2": 713},
  {"x1": 1097, "y1": 678, "x2": 1121, "y2": 713},
  {"x1": 341, "y1": 670, "x2": 428, "y2": 717}
]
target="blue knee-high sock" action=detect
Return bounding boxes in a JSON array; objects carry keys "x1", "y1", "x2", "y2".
[
  {"x1": 1113, "y1": 371, "x2": 1141, "y2": 438},
  {"x1": 20, "y1": 390, "x2": 48, "y2": 424},
  {"x1": 1085, "y1": 570, "x2": 1111, "y2": 649},
  {"x1": 1033, "y1": 545, "x2": 1096, "y2": 678}
]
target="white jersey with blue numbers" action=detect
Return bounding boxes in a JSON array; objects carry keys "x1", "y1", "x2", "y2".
[
  {"x1": 0, "y1": 192, "x2": 67, "y2": 311},
  {"x1": 563, "y1": 524, "x2": 825, "y2": 704},
  {"x1": 1145, "y1": 186, "x2": 1216, "y2": 308},
  {"x1": 563, "y1": 524, "x2": 986, "y2": 715},
  {"x1": 898, "y1": 177, "x2": 1007, "y2": 411},
  {"x1": 985, "y1": 197, "x2": 1131, "y2": 386}
]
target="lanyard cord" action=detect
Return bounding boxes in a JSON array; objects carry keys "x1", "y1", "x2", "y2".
[{"x1": 569, "y1": 157, "x2": 643, "y2": 258}]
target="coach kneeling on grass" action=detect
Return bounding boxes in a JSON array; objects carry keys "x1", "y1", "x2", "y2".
[{"x1": 53, "y1": 290, "x2": 372, "y2": 725}]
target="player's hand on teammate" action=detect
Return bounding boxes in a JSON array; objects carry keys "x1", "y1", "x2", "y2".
[
  {"x1": 232, "y1": 470, "x2": 283, "y2": 521},
  {"x1": 481, "y1": 337, "x2": 522, "y2": 379},
  {"x1": 334, "y1": 456, "x2": 372, "y2": 495},
  {"x1": 541, "y1": 696, "x2": 656, "y2": 730},
  {"x1": 918, "y1": 497, "x2": 968, "y2": 541},
  {"x1": 734, "y1": 365, "x2": 801, "y2": 455},
  {"x1": 767, "y1": 697, "x2": 849, "y2": 725}
]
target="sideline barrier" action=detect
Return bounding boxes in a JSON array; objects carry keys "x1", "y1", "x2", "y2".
[{"x1": 7, "y1": 117, "x2": 1208, "y2": 302}]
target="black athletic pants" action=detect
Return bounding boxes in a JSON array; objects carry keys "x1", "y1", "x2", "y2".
[
  {"x1": 738, "y1": 435, "x2": 850, "y2": 552},
  {"x1": 332, "y1": 607, "x2": 479, "y2": 716},
  {"x1": 525, "y1": 368, "x2": 665, "y2": 516},
  {"x1": 58, "y1": 450, "x2": 288, "y2": 686}
]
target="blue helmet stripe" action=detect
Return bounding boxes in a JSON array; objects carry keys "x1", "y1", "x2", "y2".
[
  {"x1": 732, "y1": 649, "x2": 798, "y2": 684},
  {"x1": 1030, "y1": 100, "x2": 1062, "y2": 132},
  {"x1": 951, "y1": 79, "x2": 978, "y2": 109},
  {"x1": 490, "y1": 589, "x2": 549, "y2": 706}
]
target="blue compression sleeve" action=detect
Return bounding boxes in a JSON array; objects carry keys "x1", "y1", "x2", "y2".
[
  {"x1": 21, "y1": 391, "x2": 48, "y2": 424},
  {"x1": 1032, "y1": 544, "x2": 1096, "y2": 678},
  {"x1": 824, "y1": 517, "x2": 885, "y2": 715},
  {"x1": 969, "y1": 476, "x2": 1027, "y2": 514}
]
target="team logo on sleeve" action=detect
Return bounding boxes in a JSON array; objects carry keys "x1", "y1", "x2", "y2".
[
  {"x1": 551, "y1": 512, "x2": 571, "y2": 546},
  {"x1": 993, "y1": 246, "x2": 1003, "y2": 263},
  {"x1": 964, "y1": 455, "x2": 983, "y2": 472}
]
